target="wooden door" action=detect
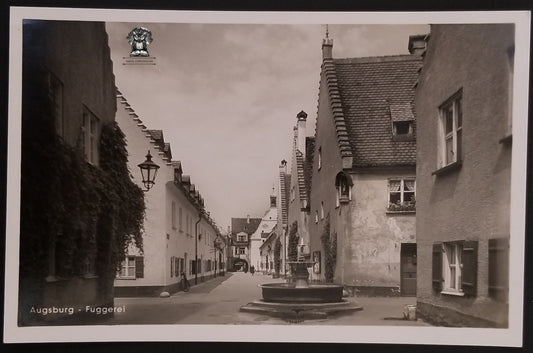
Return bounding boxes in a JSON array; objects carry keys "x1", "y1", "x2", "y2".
[{"x1": 401, "y1": 243, "x2": 417, "y2": 296}]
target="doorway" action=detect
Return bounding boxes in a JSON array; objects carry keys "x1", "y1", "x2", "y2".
[{"x1": 400, "y1": 243, "x2": 417, "y2": 296}]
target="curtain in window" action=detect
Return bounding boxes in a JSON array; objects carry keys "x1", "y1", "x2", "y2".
[
  {"x1": 389, "y1": 180, "x2": 401, "y2": 191},
  {"x1": 404, "y1": 180, "x2": 415, "y2": 191}
]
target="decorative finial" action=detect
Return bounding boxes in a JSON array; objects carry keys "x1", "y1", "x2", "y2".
[{"x1": 326, "y1": 24, "x2": 329, "y2": 39}]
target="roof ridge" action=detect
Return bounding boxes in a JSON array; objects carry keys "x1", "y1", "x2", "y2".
[
  {"x1": 322, "y1": 59, "x2": 353, "y2": 161},
  {"x1": 333, "y1": 54, "x2": 421, "y2": 64}
]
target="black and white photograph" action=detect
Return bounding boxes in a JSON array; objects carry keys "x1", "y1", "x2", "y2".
[{"x1": 3, "y1": 7, "x2": 530, "y2": 347}]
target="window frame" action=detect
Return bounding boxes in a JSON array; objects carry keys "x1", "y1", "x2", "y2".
[
  {"x1": 116, "y1": 256, "x2": 136, "y2": 279},
  {"x1": 443, "y1": 242, "x2": 463, "y2": 294},
  {"x1": 387, "y1": 178, "x2": 416, "y2": 212},
  {"x1": 81, "y1": 106, "x2": 100, "y2": 165},
  {"x1": 438, "y1": 90, "x2": 463, "y2": 169}
]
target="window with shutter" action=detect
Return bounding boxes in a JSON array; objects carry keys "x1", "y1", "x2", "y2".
[
  {"x1": 432, "y1": 243, "x2": 443, "y2": 292},
  {"x1": 461, "y1": 241, "x2": 478, "y2": 296},
  {"x1": 135, "y1": 256, "x2": 144, "y2": 278}
]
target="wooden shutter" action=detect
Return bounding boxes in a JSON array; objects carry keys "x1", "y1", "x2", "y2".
[
  {"x1": 489, "y1": 238, "x2": 509, "y2": 301},
  {"x1": 461, "y1": 241, "x2": 478, "y2": 297},
  {"x1": 432, "y1": 243, "x2": 443, "y2": 292},
  {"x1": 135, "y1": 256, "x2": 144, "y2": 278}
]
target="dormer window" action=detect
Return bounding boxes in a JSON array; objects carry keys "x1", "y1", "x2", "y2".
[
  {"x1": 390, "y1": 103, "x2": 415, "y2": 141},
  {"x1": 335, "y1": 171, "x2": 353, "y2": 206},
  {"x1": 393, "y1": 121, "x2": 413, "y2": 136}
]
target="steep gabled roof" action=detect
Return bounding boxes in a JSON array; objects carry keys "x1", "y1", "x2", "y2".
[
  {"x1": 295, "y1": 150, "x2": 307, "y2": 202},
  {"x1": 231, "y1": 217, "x2": 262, "y2": 236},
  {"x1": 304, "y1": 136, "x2": 315, "y2": 202},
  {"x1": 331, "y1": 55, "x2": 421, "y2": 168}
]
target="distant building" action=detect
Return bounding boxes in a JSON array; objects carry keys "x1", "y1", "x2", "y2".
[
  {"x1": 259, "y1": 226, "x2": 278, "y2": 275},
  {"x1": 415, "y1": 24, "x2": 513, "y2": 327},
  {"x1": 249, "y1": 196, "x2": 278, "y2": 272},
  {"x1": 228, "y1": 216, "x2": 261, "y2": 271},
  {"x1": 114, "y1": 92, "x2": 222, "y2": 296},
  {"x1": 307, "y1": 34, "x2": 420, "y2": 294}
]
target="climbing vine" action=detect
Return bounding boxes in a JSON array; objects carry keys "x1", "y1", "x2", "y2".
[
  {"x1": 320, "y1": 216, "x2": 337, "y2": 283},
  {"x1": 19, "y1": 110, "x2": 145, "y2": 290},
  {"x1": 273, "y1": 237, "x2": 282, "y2": 276},
  {"x1": 287, "y1": 221, "x2": 299, "y2": 261}
]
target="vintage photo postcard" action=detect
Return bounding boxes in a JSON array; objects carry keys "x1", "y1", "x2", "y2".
[{"x1": 4, "y1": 7, "x2": 530, "y2": 346}]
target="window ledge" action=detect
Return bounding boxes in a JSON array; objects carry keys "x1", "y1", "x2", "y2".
[
  {"x1": 386, "y1": 210, "x2": 416, "y2": 215},
  {"x1": 432, "y1": 161, "x2": 462, "y2": 176},
  {"x1": 499, "y1": 134, "x2": 512, "y2": 144},
  {"x1": 441, "y1": 290, "x2": 465, "y2": 297},
  {"x1": 115, "y1": 277, "x2": 136, "y2": 280}
]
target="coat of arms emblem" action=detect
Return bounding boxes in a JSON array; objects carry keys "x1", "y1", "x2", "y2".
[{"x1": 127, "y1": 27, "x2": 153, "y2": 57}]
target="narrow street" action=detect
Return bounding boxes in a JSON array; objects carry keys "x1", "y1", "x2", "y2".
[{"x1": 103, "y1": 272, "x2": 430, "y2": 326}]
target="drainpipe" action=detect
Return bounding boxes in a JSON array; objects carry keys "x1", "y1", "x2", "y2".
[{"x1": 195, "y1": 213, "x2": 201, "y2": 285}]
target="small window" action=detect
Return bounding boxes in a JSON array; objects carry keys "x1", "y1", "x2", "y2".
[
  {"x1": 171, "y1": 201, "x2": 177, "y2": 229},
  {"x1": 444, "y1": 242, "x2": 463, "y2": 292},
  {"x1": 81, "y1": 107, "x2": 100, "y2": 165},
  {"x1": 117, "y1": 256, "x2": 136, "y2": 279},
  {"x1": 318, "y1": 147, "x2": 322, "y2": 170},
  {"x1": 237, "y1": 234, "x2": 247, "y2": 242},
  {"x1": 236, "y1": 247, "x2": 246, "y2": 255},
  {"x1": 315, "y1": 211, "x2": 319, "y2": 224},
  {"x1": 178, "y1": 207, "x2": 183, "y2": 232},
  {"x1": 432, "y1": 241, "x2": 477, "y2": 296},
  {"x1": 392, "y1": 121, "x2": 414, "y2": 140},
  {"x1": 388, "y1": 178, "x2": 415, "y2": 212},
  {"x1": 438, "y1": 91, "x2": 463, "y2": 168}
]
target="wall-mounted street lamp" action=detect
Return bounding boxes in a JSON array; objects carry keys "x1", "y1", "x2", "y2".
[{"x1": 138, "y1": 150, "x2": 160, "y2": 191}]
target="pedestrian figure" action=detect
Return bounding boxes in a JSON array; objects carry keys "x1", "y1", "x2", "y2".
[
  {"x1": 250, "y1": 266, "x2": 255, "y2": 276},
  {"x1": 181, "y1": 272, "x2": 190, "y2": 292}
]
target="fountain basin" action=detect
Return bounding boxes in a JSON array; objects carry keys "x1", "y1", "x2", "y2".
[{"x1": 260, "y1": 283, "x2": 343, "y2": 303}]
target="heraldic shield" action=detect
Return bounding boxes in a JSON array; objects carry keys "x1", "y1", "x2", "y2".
[{"x1": 127, "y1": 27, "x2": 153, "y2": 57}]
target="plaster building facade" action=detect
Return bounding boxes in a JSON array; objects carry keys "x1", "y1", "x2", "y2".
[
  {"x1": 249, "y1": 196, "x2": 278, "y2": 272},
  {"x1": 414, "y1": 24, "x2": 513, "y2": 327},
  {"x1": 228, "y1": 216, "x2": 261, "y2": 272},
  {"x1": 114, "y1": 93, "x2": 222, "y2": 296},
  {"x1": 19, "y1": 21, "x2": 120, "y2": 324},
  {"x1": 307, "y1": 35, "x2": 419, "y2": 295},
  {"x1": 259, "y1": 226, "x2": 278, "y2": 275}
]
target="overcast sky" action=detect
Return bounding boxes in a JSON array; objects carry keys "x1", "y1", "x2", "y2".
[{"x1": 105, "y1": 22, "x2": 429, "y2": 232}]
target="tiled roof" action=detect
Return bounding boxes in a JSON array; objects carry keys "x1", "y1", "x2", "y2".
[
  {"x1": 295, "y1": 150, "x2": 307, "y2": 202},
  {"x1": 231, "y1": 217, "x2": 262, "y2": 236},
  {"x1": 304, "y1": 137, "x2": 315, "y2": 203},
  {"x1": 330, "y1": 55, "x2": 421, "y2": 168},
  {"x1": 390, "y1": 103, "x2": 415, "y2": 122},
  {"x1": 278, "y1": 166, "x2": 291, "y2": 226}
]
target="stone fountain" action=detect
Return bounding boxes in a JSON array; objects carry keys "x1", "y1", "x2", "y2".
[{"x1": 240, "y1": 246, "x2": 362, "y2": 321}]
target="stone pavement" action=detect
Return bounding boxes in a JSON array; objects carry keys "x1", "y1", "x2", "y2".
[{"x1": 104, "y1": 271, "x2": 430, "y2": 326}]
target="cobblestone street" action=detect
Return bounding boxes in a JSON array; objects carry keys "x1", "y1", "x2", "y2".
[{"x1": 104, "y1": 272, "x2": 430, "y2": 326}]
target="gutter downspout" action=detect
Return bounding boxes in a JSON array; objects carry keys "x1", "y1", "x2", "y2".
[{"x1": 195, "y1": 213, "x2": 201, "y2": 285}]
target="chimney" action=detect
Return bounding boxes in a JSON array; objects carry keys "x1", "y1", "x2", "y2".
[
  {"x1": 322, "y1": 26, "x2": 333, "y2": 59},
  {"x1": 279, "y1": 159, "x2": 288, "y2": 175},
  {"x1": 408, "y1": 34, "x2": 427, "y2": 55},
  {"x1": 247, "y1": 215, "x2": 250, "y2": 224},
  {"x1": 296, "y1": 110, "x2": 307, "y2": 158}
]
